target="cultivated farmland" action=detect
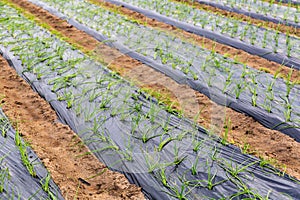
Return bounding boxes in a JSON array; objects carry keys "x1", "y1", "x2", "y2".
[{"x1": 0, "y1": 0, "x2": 300, "y2": 199}]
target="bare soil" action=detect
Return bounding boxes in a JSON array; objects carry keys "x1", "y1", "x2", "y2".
[
  {"x1": 177, "y1": 0, "x2": 300, "y2": 37},
  {"x1": 92, "y1": 0, "x2": 300, "y2": 81},
  {"x1": 1, "y1": 1, "x2": 300, "y2": 199},
  {"x1": 263, "y1": 0, "x2": 299, "y2": 8},
  {"x1": 0, "y1": 57, "x2": 145, "y2": 199}
]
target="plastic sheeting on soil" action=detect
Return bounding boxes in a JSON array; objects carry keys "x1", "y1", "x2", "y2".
[
  {"x1": 0, "y1": 110, "x2": 63, "y2": 200},
  {"x1": 1, "y1": 2, "x2": 300, "y2": 200},
  {"x1": 277, "y1": 0, "x2": 300, "y2": 5},
  {"x1": 101, "y1": 0, "x2": 300, "y2": 70},
  {"x1": 195, "y1": 0, "x2": 300, "y2": 28},
  {"x1": 27, "y1": 0, "x2": 300, "y2": 143}
]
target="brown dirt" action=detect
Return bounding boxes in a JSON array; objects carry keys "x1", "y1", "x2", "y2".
[
  {"x1": 10, "y1": 0, "x2": 300, "y2": 81},
  {"x1": 126, "y1": 65, "x2": 300, "y2": 179},
  {"x1": 2, "y1": 0, "x2": 300, "y2": 192},
  {"x1": 0, "y1": 58, "x2": 145, "y2": 199},
  {"x1": 91, "y1": 0, "x2": 300, "y2": 82},
  {"x1": 264, "y1": 0, "x2": 299, "y2": 8},
  {"x1": 176, "y1": 0, "x2": 300, "y2": 37}
]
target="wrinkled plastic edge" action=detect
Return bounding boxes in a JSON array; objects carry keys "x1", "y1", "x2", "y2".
[
  {"x1": 3, "y1": 45, "x2": 299, "y2": 200},
  {"x1": 0, "y1": 39, "x2": 164, "y2": 200},
  {"x1": 0, "y1": 112, "x2": 64, "y2": 199},
  {"x1": 28, "y1": 0, "x2": 300, "y2": 143},
  {"x1": 196, "y1": 0, "x2": 300, "y2": 28},
  {"x1": 276, "y1": 0, "x2": 300, "y2": 5},
  {"x1": 104, "y1": 0, "x2": 300, "y2": 70},
  {"x1": 1, "y1": 6, "x2": 300, "y2": 199}
]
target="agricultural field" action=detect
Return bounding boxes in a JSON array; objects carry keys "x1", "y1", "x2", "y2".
[{"x1": 0, "y1": 0, "x2": 300, "y2": 199}]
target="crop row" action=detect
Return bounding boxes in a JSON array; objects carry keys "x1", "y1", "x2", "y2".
[
  {"x1": 28, "y1": 0, "x2": 300, "y2": 140},
  {"x1": 106, "y1": 0, "x2": 300, "y2": 63},
  {"x1": 0, "y1": 2, "x2": 299, "y2": 199},
  {"x1": 0, "y1": 107, "x2": 62, "y2": 199},
  {"x1": 277, "y1": 0, "x2": 300, "y2": 5},
  {"x1": 196, "y1": 0, "x2": 300, "y2": 26}
]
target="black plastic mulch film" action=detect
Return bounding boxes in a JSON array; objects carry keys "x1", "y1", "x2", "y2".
[
  {"x1": 28, "y1": 0, "x2": 300, "y2": 143},
  {"x1": 104, "y1": 0, "x2": 300, "y2": 70},
  {"x1": 278, "y1": 0, "x2": 300, "y2": 5},
  {"x1": 1, "y1": 1, "x2": 300, "y2": 200},
  {"x1": 0, "y1": 110, "x2": 63, "y2": 199},
  {"x1": 195, "y1": 0, "x2": 300, "y2": 28}
]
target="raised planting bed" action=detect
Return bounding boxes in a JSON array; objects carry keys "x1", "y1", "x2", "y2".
[
  {"x1": 0, "y1": 2, "x2": 300, "y2": 199},
  {"x1": 195, "y1": 0, "x2": 300, "y2": 28},
  {"x1": 0, "y1": 108, "x2": 63, "y2": 199},
  {"x1": 100, "y1": 0, "x2": 300, "y2": 69},
  {"x1": 277, "y1": 0, "x2": 300, "y2": 5},
  {"x1": 23, "y1": 0, "x2": 300, "y2": 142}
]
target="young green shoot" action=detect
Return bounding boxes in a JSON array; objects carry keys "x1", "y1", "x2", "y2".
[{"x1": 221, "y1": 117, "x2": 231, "y2": 145}]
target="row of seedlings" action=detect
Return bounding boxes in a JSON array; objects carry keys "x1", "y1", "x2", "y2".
[
  {"x1": 0, "y1": 2, "x2": 300, "y2": 199},
  {"x1": 196, "y1": 0, "x2": 300, "y2": 25},
  {"x1": 27, "y1": 0, "x2": 300, "y2": 140},
  {"x1": 103, "y1": 0, "x2": 300, "y2": 60},
  {"x1": 0, "y1": 107, "x2": 63, "y2": 199}
]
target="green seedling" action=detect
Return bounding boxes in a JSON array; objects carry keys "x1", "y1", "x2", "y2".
[
  {"x1": 191, "y1": 155, "x2": 199, "y2": 176},
  {"x1": 173, "y1": 144, "x2": 187, "y2": 166},
  {"x1": 230, "y1": 183, "x2": 271, "y2": 200},
  {"x1": 163, "y1": 183, "x2": 194, "y2": 200},
  {"x1": 221, "y1": 117, "x2": 231, "y2": 145},
  {"x1": 262, "y1": 98, "x2": 272, "y2": 113},
  {"x1": 192, "y1": 139, "x2": 203, "y2": 153},
  {"x1": 41, "y1": 173, "x2": 57, "y2": 200},
  {"x1": 223, "y1": 72, "x2": 233, "y2": 93},
  {"x1": 241, "y1": 143, "x2": 251, "y2": 154},
  {"x1": 57, "y1": 90, "x2": 76, "y2": 109},
  {"x1": 158, "y1": 137, "x2": 176, "y2": 152},
  {"x1": 15, "y1": 129, "x2": 36, "y2": 177},
  {"x1": 49, "y1": 73, "x2": 77, "y2": 92},
  {"x1": 143, "y1": 149, "x2": 166, "y2": 173},
  {"x1": 225, "y1": 160, "x2": 259, "y2": 178},
  {"x1": 158, "y1": 168, "x2": 169, "y2": 187},
  {"x1": 234, "y1": 82, "x2": 245, "y2": 99},
  {"x1": 186, "y1": 159, "x2": 226, "y2": 190},
  {"x1": 133, "y1": 125, "x2": 161, "y2": 143},
  {"x1": 0, "y1": 167, "x2": 10, "y2": 193},
  {"x1": 89, "y1": 118, "x2": 107, "y2": 142},
  {"x1": 285, "y1": 68, "x2": 295, "y2": 98},
  {"x1": 0, "y1": 116, "x2": 10, "y2": 138},
  {"x1": 262, "y1": 31, "x2": 268, "y2": 48},
  {"x1": 211, "y1": 146, "x2": 219, "y2": 162}
]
